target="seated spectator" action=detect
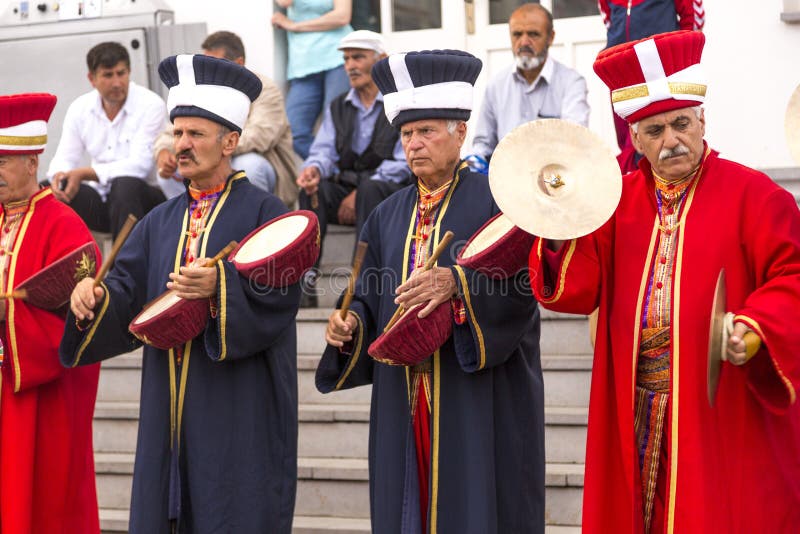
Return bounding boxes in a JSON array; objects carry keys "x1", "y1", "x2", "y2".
[
  {"x1": 471, "y1": 3, "x2": 589, "y2": 163},
  {"x1": 154, "y1": 31, "x2": 299, "y2": 206},
  {"x1": 296, "y1": 30, "x2": 411, "y2": 306},
  {"x1": 47, "y1": 41, "x2": 166, "y2": 238}
]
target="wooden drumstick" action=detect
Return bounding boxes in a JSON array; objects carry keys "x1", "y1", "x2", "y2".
[
  {"x1": 383, "y1": 230, "x2": 455, "y2": 333},
  {"x1": 93, "y1": 214, "x2": 138, "y2": 287},
  {"x1": 339, "y1": 241, "x2": 368, "y2": 320},
  {"x1": 201, "y1": 241, "x2": 238, "y2": 268},
  {"x1": 0, "y1": 289, "x2": 27, "y2": 300}
]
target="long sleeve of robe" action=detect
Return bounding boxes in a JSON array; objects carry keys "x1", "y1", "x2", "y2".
[
  {"x1": 59, "y1": 173, "x2": 300, "y2": 534},
  {"x1": 316, "y1": 167, "x2": 545, "y2": 534},
  {"x1": 528, "y1": 150, "x2": 800, "y2": 534},
  {"x1": 1, "y1": 188, "x2": 100, "y2": 534}
]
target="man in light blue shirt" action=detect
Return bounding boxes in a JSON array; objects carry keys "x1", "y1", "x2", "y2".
[
  {"x1": 296, "y1": 30, "x2": 411, "y2": 296},
  {"x1": 472, "y1": 3, "x2": 589, "y2": 160}
]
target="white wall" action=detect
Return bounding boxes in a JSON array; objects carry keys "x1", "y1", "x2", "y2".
[
  {"x1": 701, "y1": 0, "x2": 800, "y2": 168},
  {"x1": 166, "y1": 0, "x2": 800, "y2": 170},
  {"x1": 167, "y1": 0, "x2": 282, "y2": 84}
]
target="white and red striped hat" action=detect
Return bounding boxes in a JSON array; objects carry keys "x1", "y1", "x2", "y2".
[
  {"x1": 0, "y1": 93, "x2": 57, "y2": 155},
  {"x1": 593, "y1": 30, "x2": 706, "y2": 124}
]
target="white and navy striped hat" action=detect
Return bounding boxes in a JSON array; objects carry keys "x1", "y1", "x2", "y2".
[
  {"x1": 371, "y1": 49, "x2": 482, "y2": 128},
  {"x1": 158, "y1": 54, "x2": 262, "y2": 134}
]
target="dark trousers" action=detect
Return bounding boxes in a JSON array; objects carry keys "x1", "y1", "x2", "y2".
[
  {"x1": 69, "y1": 177, "x2": 166, "y2": 239},
  {"x1": 298, "y1": 177, "x2": 406, "y2": 251}
]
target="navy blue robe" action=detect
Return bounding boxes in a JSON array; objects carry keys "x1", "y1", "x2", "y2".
[
  {"x1": 316, "y1": 166, "x2": 545, "y2": 534},
  {"x1": 60, "y1": 173, "x2": 299, "y2": 534}
]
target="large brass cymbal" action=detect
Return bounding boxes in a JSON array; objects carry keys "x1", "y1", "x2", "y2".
[
  {"x1": 785, "y1": 84, "x2": 800, "y2": 165},
  {"x1": 488, "y1": 119, "x2": 622, "y2": 240}
]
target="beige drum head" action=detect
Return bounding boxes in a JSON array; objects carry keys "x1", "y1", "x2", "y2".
[
  {"x1": 460, "y1": 213, "x2": 515, "y2": 259},
  {"x1": 489, "y1": 119, "x2": 622, "y2": 240},
  {"x1": 235, "y1": 214, "x2": 309, "y2": 262},
  {"x1": 785, "y1": 84, "x2": 800, "y2": 165},
  {"x1": 134, "y1": 291, "x2": 182, "y2": 324}
]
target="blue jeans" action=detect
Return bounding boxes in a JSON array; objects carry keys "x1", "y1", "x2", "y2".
[
  {"x1": 286, "y1": 65, "x2": 350, "y2": 160},
  {"x1": 232, "y1": 152, "x2": 276, "y2": 193}
]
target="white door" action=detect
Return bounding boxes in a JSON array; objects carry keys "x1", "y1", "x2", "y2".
[{"x1": 364, "y1": 0, "x2": 615, "y2": 149}]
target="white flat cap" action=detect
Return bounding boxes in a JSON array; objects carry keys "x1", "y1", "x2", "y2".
[{"x1": 337, "y1": 30, "x2": 386, "y2": 55}]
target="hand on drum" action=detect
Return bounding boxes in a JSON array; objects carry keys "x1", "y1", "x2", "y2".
[
  {"x1": 326, "y1": 310, "x2": 358, "y2": 348},
  {"x1": 395, "y1": 267, "x2": 457, "y2": 319},
  {"x1": 167, "y1": 259, "x2": 218, "y2": 300},
  {"x1": 70, "y1": 278, "x2": 105, "y2": 322}
]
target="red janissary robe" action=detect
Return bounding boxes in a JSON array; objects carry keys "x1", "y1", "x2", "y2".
[
  {"x1": 529, "y1": 149, "x2": 800, "y2": 533},
  {"x1": 0, "y1": 188, "x2": 101, "y2": 534}
]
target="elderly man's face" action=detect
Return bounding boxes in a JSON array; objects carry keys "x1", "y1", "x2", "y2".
[
  {"x1": 400, "y1": 119, "x2": 466, "y2": 183},
  {"x1": 509, "y1": 8, "x2": 553, "y2": 71},
  {"x1": 172, "y1": 116, "x2": 238, "y2": 181},
  {"x1": 631, "y1": 108, "x2": 706, "y2": 182},
  {"x1": 343, "y1": 48, "x2": 382, "y2": 91},
  {"x1": 0, "y1": 154, "x2": 38, "y2": 204}
]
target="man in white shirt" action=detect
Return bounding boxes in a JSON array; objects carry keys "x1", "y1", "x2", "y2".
[
  {"x1": 47, "y1": 41, "x2": 167, "y2": 238},
  {"x1": 471, "y1": 3, "x2": 590, "y2": 161}
]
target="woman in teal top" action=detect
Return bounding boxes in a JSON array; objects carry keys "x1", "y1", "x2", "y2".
[{"x1": 272, "y1": 0, "x2": 353, "y2": 159}]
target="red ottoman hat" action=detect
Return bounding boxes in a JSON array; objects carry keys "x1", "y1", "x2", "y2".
[
  {"x1": 593, "y1": 30, "x2": 706, "y2": 124},
  {"x1": 0, "y1": 93, "x2": 57, "y2": 155}
]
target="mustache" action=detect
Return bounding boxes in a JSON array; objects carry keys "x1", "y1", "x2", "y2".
[
  {"x1": 659, "y1": 144, "x2": 690, "y2": 161},
  {"x1": 516, "y1": 45, "x2": 537, "y2": 55},
  {"x1": 177, "y1": 149, "x2": 198, "y2": 163},
  {"x1": 347, "y1": 69, "x2": 363, "y2": 77}
]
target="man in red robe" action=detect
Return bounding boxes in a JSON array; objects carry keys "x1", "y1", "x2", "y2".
[
  {"x1": 0, "y1": 93, "x2": 101, "y2": 533},
  {"x1": 529, "y1": 31, "x2": 800, "y2": 533}
]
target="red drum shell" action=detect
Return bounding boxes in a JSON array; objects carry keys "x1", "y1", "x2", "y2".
[
  {"x1": 15, "y1": 242, "x2": 98, "y2": 310},
  {"x1": 457, "y1": 212, "x2": 535, "y2": 279},
  {"x1": 229, "y1": 210, "x2": 320, "y2": 288},
  {"x1": 368, "y1": 301, "x2": 452, "y2": 366},
  {"x1": 129, "y1": 290, "x2": 209, "y2": 350}
]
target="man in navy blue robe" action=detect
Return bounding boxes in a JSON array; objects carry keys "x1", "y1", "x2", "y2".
[
  {"x1": 61, "y1": 54, "x2": 300, "y2": 533},
  {"x1": 316, "y1": 50, "x2": 545, "y2": 534}
]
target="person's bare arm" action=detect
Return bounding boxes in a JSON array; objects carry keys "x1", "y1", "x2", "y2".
[{"x1": 271, "y1": 0, "x2": 351, "y2": 32}]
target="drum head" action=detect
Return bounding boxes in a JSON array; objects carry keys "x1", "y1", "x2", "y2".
[
  {"x1": 234, "y1": 214, "x2": 310, "y2": 262},
  {"x1": 489, "y1": 119, "x2": 622, "y2": 240},
  {"x1": 133, "y1": 291, "x2": 182, "y2": 324},
  {"x1": 460, "y1": 213, "x2": 516, "y2": 259}
]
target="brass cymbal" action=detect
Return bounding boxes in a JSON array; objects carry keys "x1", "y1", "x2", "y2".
[
  {"x1": 488, "y1": 119, "x2": 622, "y2": 240},
  {"x1": 785, "y1": 83, "x2": 800, "y2": 165}
]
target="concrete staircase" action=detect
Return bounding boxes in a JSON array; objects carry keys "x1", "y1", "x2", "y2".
[{"x1": 94, "y1": 225, "x2": 591, "y2": 533}]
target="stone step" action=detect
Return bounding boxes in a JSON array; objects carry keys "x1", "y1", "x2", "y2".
[
  {"x1": 96, "y1": 454, "x2": 584, "y2": 529},
  {"x1": 318, "y1": 224, "x2": 357, "y2": 272},
  {"x1": 296, "y1": 308, "x2": 594, "y2": 360},
  {"x1": 94, "y1": 396, "x2": 588, "y2": 464},
  {"x1": 296, "y1": 457, "x2": 584, "y2": 525},
  {"x1": 297, "y1": 353, "x2": 591, "y2": 407},
  {"x1": 293, "y1": 515, "x2": 371, "y2": 534},
  {"x1": 93, "y1": 401, "x2": 139, "y2": 453},
  {"x1": 98, "y1": 352, "x2": 143, "y2": 403}
]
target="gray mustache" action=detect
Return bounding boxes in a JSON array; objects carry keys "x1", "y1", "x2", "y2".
[{"x1": 659, "y1": 144, "x2": 690, "y2": 160}]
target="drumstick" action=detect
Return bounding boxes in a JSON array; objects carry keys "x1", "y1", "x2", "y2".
[
  {"x1": 339, "y1": 241, "x2": 368, "y2": 320},
  {"x1": 201, "y1": 241, "x2": 238, "y2": 267},
  {"x1": 93, "y1": 214, "x2": 138, "y2": 287},
  {"x1": 0, "y1": 289, "x2": 27, "y2": 300},
  {"x1": 383, "y1": 230, "x2": 455, "y2": 333}
]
